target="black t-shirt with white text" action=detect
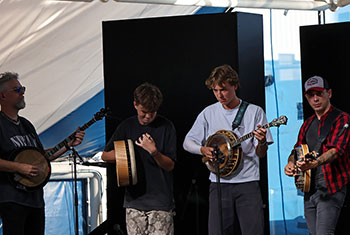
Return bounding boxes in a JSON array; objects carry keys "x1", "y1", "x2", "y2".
[
  {"x1": 105, "y1": 115, "x2": 176, "y2": 211},
  {"x1": 0, "y1": 113, "x2": 44, "y2": 208}
]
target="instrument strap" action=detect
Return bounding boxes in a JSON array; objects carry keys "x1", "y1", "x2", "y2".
[
  {"x1": 313, "y1": 108, "x2": 342, "y2": 153},
  {"x1": 231, "y1": 101, "x2": 249, "y2": 131}
]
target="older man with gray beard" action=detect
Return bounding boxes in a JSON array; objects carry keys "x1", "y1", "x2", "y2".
[{"x1": 0, "y1": 72, "x2": 85, "y2": 235}]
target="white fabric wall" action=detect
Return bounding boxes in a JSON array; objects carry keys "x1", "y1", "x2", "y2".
[{"x1": 0, "y1": 0, "x2": 198, "y2": 133}]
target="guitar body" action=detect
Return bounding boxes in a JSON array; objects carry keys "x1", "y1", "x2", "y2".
[
  {"x1": 114, "y1": 140, "x2": 137, "y2": 187},
  {"x1": 204, "y1": 130, "x2": 242, "y2": 177},
  {"x1": 294, "y1": 144, "x2": 312, "y2": 193},
  {"x1": 8, "y1": 146, "x2": 51, "y2": 192}
]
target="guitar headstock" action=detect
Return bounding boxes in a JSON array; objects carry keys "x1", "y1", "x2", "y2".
[
  {"x1": 94, "y1": 108, "x2": 110, "y2": 121},
  {"x1": 270, "y1": 115, "x2": 288, "y2": 127}
]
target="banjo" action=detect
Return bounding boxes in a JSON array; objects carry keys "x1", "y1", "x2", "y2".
[
  {"x1": 203, "y1": 115, "x2": 288, "y2": 177},
  {"x1": 8, "y1": 108, "x2": 108, "y2": 191},
  {"x1": 294, "y1": 144, "x2": 318, "y2": 193}
]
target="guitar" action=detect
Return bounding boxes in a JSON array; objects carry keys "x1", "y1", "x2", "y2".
[
  {"x1": 294, "y1": 144, "x2": 318, "y2": 193},
  {"x1": 8, "y1": 108, "x2": 108, "y2": 191},
  {"x1": 203, "y1": 115, "x2": 288, "y2": 177}
]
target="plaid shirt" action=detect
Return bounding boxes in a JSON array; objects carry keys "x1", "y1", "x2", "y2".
[{"x1": 295, "y1": 106, "x2": 350, "y2": 194}]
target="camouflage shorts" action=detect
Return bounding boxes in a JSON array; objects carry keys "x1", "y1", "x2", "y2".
[{"x1": 126, "y1": 208, "x2": 174, "y2": 235}]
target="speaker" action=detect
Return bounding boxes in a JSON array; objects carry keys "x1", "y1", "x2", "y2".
[{"x1": 300, "y1": 22, "x2": 350, "y2": 117}]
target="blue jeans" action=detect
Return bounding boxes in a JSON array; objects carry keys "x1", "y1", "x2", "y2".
[
  {"x1": 208, "y1": 181, "x2": 264, "y2": 235},
  {"x1": 304, "y1": 186, "x2": 347, "y2": 235}
]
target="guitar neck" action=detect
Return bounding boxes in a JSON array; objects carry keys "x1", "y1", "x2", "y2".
[
  {"x1": 231, "y1": 122, "x2": 272, "y2": 148},
  {"x1": 45, "y1": 117, "x2": 99, "y2": 158}
]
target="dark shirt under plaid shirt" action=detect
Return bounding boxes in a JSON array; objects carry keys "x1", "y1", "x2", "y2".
[{"x1": 294, "y1": 106, "x2": 350, "y2": 194}]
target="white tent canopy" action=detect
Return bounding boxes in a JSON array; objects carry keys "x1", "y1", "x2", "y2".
[
  {"x1": 115, "y1": 0, "x2": 331, "y2": 11},
  {"x1": 1, "y1": 0, "x2": 349, "y2": 134},
  {"x1": 0, "y1": 0, "x2": 198, "y2": 133}
]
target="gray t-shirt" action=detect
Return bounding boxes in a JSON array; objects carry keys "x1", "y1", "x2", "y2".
[
  {"x1": 184, "y1": 100, "x2": 273, "y2": 183},
  {"x1": 0, "y1": 113, "x2": 44, "y2": 208}
]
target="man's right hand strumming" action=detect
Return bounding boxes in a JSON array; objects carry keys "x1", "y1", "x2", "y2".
[
  {"x1": 17, "y1": 163, "x2": 39, "y2": 178},
  {"x1": 200, "y1": 146, "x2": 214, "y2": 160}
]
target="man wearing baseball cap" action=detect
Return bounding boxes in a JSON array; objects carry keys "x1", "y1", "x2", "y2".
[
  {"x1": 304, "y1": 75, "x2": 329, "y2": 92},
  {"x1": 285, "y1": 75, "x2": 350, "y2": 234}
]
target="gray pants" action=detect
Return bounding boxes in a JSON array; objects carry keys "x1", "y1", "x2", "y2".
[
  {"x1": 125, "y1": 208, "x2": 174, "y2": 235},
  {"x1": 304, "y1": 186, "x2": 347, "y2": 235},
  {"x1": 208, "y1": 181, "x2": 264, "y2": 235}
]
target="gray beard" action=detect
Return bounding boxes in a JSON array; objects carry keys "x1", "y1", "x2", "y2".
[{"x1": 15, "y1": 100, "x2": 26, "y2": 110}]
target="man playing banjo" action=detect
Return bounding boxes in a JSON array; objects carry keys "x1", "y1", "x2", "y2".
[
  {"x1": 183, "y1": 64, "x2": 273, "y2": 235},
  {"x1": 285, "y1": 75, "x2": 350, "y2": 235},
  {"x1": 0, "y1": 72, "x2": 85, "y2": 235}
]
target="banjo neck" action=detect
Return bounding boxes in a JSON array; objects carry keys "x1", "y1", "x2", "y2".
[
  {"x1": 230, "y1": 122, "x2": 274, "y2": 148},
  {"x1": 45, "y1": 109, "x2": 108, "y2": 158}
]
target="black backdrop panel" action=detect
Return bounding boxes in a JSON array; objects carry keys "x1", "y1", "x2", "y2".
[
  {"x1": 300, "y1": 22, "x2": 350, "y2": 235},
  {"x1": 103, "y1": 12, "x2": 265, "y2": 235},
  {"x1": 300, "y1": 22, "x2": 350, "y2": 118}
]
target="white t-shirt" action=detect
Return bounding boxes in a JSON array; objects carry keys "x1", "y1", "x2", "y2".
[{"x1": 183, "y1": 100, "x2": 273, "y2": 183}]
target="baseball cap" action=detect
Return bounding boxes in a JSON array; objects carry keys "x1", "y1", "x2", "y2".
[{"x1": 304, "y1": 76, "x2": 329, "y2": 93}]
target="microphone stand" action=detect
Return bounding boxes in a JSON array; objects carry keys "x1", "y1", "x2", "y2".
[
  {"x1": 67, "y1": 145, "x2": 84, "y2": 235},
  {"x1": 213, "y1": 145, "x2": 224, "y2": 235},
  {"x1": 81, "y1": 161, "x2": 108, "y2": 168}
]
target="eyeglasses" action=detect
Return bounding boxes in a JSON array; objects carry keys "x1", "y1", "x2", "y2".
[{"x1": 12, "y1": 86, "x2": 26, "y2": 93}]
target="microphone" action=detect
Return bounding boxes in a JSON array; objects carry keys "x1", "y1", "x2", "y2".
[{"x1": 337, "y1": 123, "x2": 349, "y2": 137}]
